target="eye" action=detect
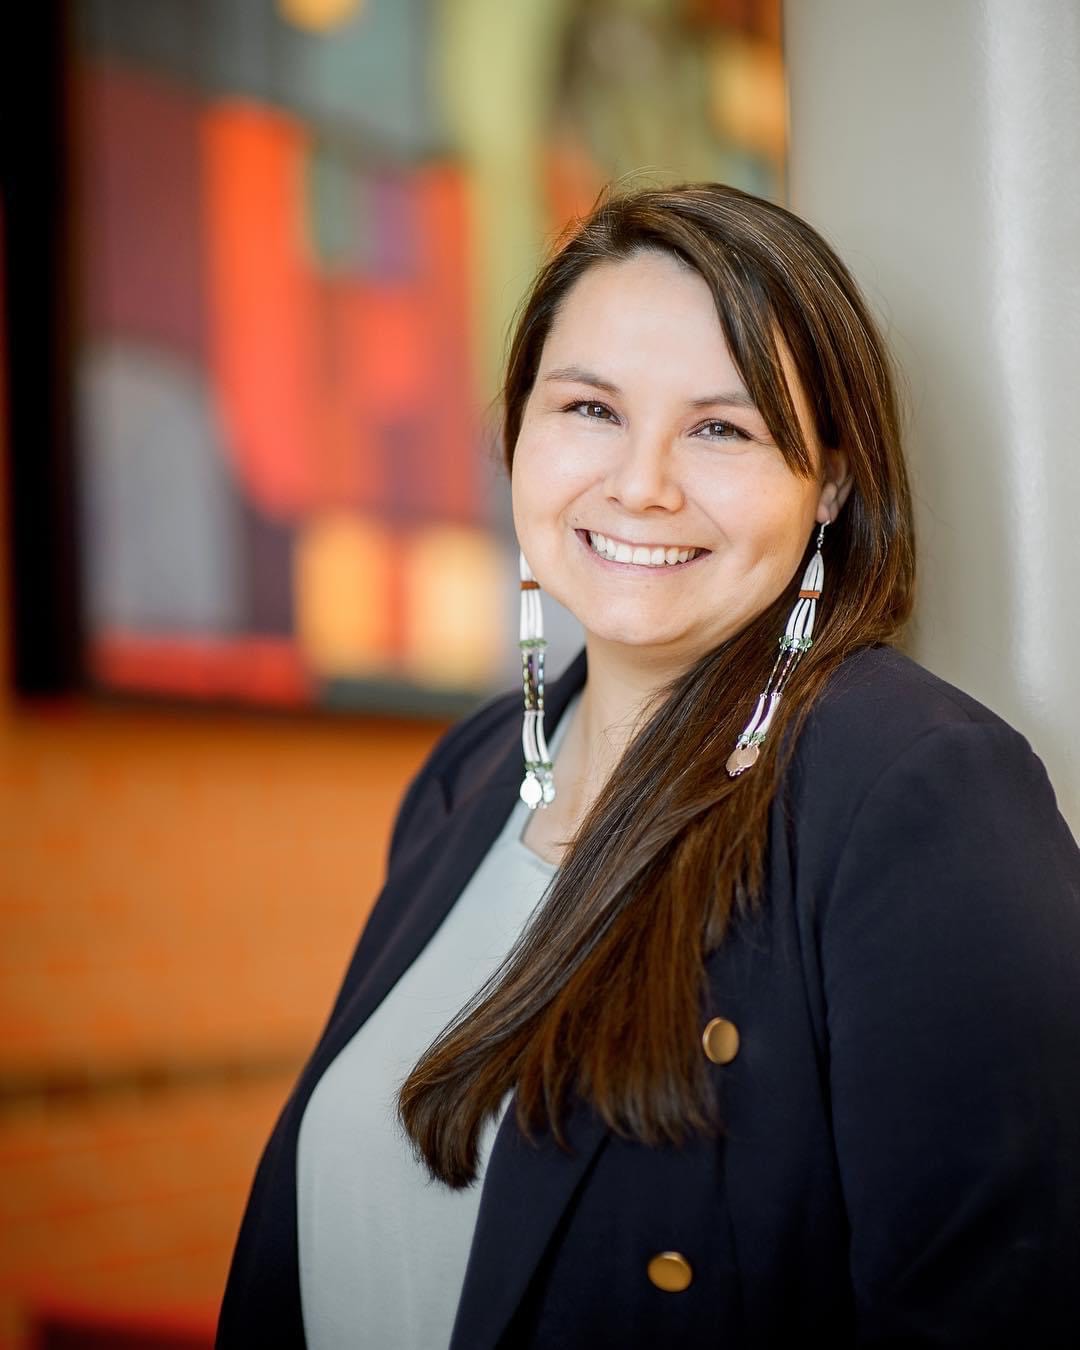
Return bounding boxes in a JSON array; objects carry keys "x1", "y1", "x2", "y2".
[
  {"x1": 696, "y1": 419, "x2": 751, "y2": 442},
  {"x1": 565, "y1": 400, "x2": 617, "y2": 423}
]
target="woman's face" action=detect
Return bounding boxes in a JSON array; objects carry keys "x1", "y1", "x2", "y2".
[{"x1": 511, "y1": 250, "x2": 848, "y2": 670}]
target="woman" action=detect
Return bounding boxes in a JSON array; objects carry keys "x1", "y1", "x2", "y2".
[{"x1": 217, "y1": 183, "x2": 1080, "y2": 1348}]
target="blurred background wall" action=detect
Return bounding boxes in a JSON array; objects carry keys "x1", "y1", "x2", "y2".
[
  {"x1": 0, "y1": 1, "x2": 785, "y2": 1344},
  {"x1": 785, "y1": 0, "x2": 1080, "y2": 831}
]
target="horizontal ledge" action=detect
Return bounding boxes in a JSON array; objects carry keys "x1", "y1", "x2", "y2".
[{"x1": 0, "y1": 1049, "x2": 306, "y2": 1113}]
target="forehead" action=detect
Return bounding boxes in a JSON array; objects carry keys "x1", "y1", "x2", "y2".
[
  {"x1": 538, "y1": 253, "x2": 815, "y2": 445},
  {"x1": 542, "y1": 253, "x2": 729, "y2": 367}
]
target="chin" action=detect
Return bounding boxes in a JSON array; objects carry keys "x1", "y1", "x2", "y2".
[{"x1": 578, "y1": 612, "x2": 695, "y2": 653}]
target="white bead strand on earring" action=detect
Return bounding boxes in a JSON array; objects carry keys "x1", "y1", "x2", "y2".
[
  {"x1": 519, "y1": 551, "x2": 556, "y2": 809},
  {"x1": 726, "y1": 523, "x2": 827, "y2": 778}
]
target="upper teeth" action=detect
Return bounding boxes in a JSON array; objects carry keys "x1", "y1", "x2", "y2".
[{"x1": 586, "y1": 531, "x2": 700, "y2": 566}]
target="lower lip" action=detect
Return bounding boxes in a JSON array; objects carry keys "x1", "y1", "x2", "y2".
[{"x1": 575, "y1": 529, "x2": 709, "y2": 573}]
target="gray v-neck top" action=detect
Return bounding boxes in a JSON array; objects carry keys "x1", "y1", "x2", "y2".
[{"x1": 296, "y1": 693, "x2": 579, "y2": 1350}]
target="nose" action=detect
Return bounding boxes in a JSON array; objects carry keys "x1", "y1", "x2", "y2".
[{"x1": 603, "y1": 429, "x2": 685, "y2": 514}]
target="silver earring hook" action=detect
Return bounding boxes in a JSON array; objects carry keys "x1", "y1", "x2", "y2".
[{"x1": 816, "y1": 521, "x2": 828, "y2": 550}]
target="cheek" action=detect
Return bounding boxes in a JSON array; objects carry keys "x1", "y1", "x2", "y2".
[
  {"x1": 510, "y1": 445, "x2": 552, "y2": 557},
  {"x1": 692, "y1": 455, "x2": 816, "y2": 527},
  {"x1": 511, "y1": 428, "x2": 595, "y2": 529},
  {"x1": 767, "y1": 498, "x2": 821, "y2": 580},
  {"x1": 759, "y1": 489, "x2": 817, "y2": 548},
  {"x1": 510, "y1": 440, "x2": 546, "y2": 527},
  {"x1": 702, "y1": 471, "x2": 819, "y2": 572}
]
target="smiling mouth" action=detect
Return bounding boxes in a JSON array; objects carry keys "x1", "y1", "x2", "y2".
[{"x1": 581, "y1": 529, "x2": 706, "y2": 568}]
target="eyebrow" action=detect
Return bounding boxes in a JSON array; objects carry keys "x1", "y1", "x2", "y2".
[{"x1": 541, "y1": 365, "x2": 761, "y2": 413}]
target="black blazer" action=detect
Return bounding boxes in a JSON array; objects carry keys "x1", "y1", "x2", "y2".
[{"x1": 217, "y1": 644, "x2": 1080, "y2": 1348}]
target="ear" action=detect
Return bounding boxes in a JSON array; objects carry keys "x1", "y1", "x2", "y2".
[{"x1": 815, "y1": 448, "x2": 853, "y2": 525}]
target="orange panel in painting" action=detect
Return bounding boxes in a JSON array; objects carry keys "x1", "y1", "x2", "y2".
[
  {"x1": 308, "y1": 278, "x2": 370, "y2": 512},
  {"x1": 89, "y1": 635, "x2": 312, "y2": 706},
  {"x1": 201, "y1": 102, "x2": 319, "y2": 520},
  {"x1": 414, "y1": 165, "x2": 480, "y2": 523},
  {"x1": 332, "y1": 279, "x2": 426, "y2": 514},
  {"x1": 311, "y1": 277, "x2": 426, "y2": 513},
  {"x1": 344, "y1": 280, "x2": 426, "y2": 419}
]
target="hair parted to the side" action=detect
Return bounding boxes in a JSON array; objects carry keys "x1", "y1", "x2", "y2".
[{"x1": 399, "y1": 181, "x2": 916, "y2": 1188}]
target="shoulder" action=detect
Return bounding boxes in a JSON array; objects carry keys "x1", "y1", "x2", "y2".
[
  {"x1": 785, "y1": 644, "x2": 1073, "y2": 874},
  {"x1": 804, "y1": 642, "x2": 1023, "y2": 756},
  {"x1": 794, "y1": 642, "x2": 1039, "y2": 799},
  {"x1": 783, "y1": 652, "x2": 1080, "y2": 1041},
  {"x1": 414, "y1": 684, "x2": 523, "y2": 796},
  {"x1": 386, "y1": 685, "x2": 520, "y2": 868},
  {"x1": 386, "y1": 649, "x2": 587, "y2": 868}
]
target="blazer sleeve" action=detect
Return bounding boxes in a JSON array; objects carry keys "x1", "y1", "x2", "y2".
[{"x1": 819, "y1": 720, "x2": 1080, "y2": 1347}]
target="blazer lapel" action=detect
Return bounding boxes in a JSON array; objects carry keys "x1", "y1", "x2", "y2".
[
  {"x1": 302, "y1": 647, "x2": 590, "y2": 1094},
  {"x1": 449, "y1": 1098, "x2": 610, "y2": 1350},
  {"x1": 303, "y1": 778, "x2": 527, "y2": 1086}
]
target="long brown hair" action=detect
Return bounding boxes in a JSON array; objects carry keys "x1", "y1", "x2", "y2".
[{"x1": 400, "y1": 182, "x2": 915, "y2": 1187}]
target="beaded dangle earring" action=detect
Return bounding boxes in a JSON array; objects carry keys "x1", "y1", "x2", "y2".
[
  {"x1": 518, "y1": 551, "x2": 556, "y2": 809},
  {"x1": 726, "y1": 522, "x2": 828, "y2": 778}
]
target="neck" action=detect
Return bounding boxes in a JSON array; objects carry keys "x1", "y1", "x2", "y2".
[{"x1": 570, "y1": 634, "x2": 691, "y2": 791}]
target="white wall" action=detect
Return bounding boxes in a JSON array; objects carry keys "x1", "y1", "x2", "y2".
[{"x1": 784, "y1": 0, "x2": 1080, "y2": 829}]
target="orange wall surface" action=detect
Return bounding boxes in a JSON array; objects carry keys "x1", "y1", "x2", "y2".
[{"x1": 0, "y1": 435, "x2": 444, "y2": 1344}]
